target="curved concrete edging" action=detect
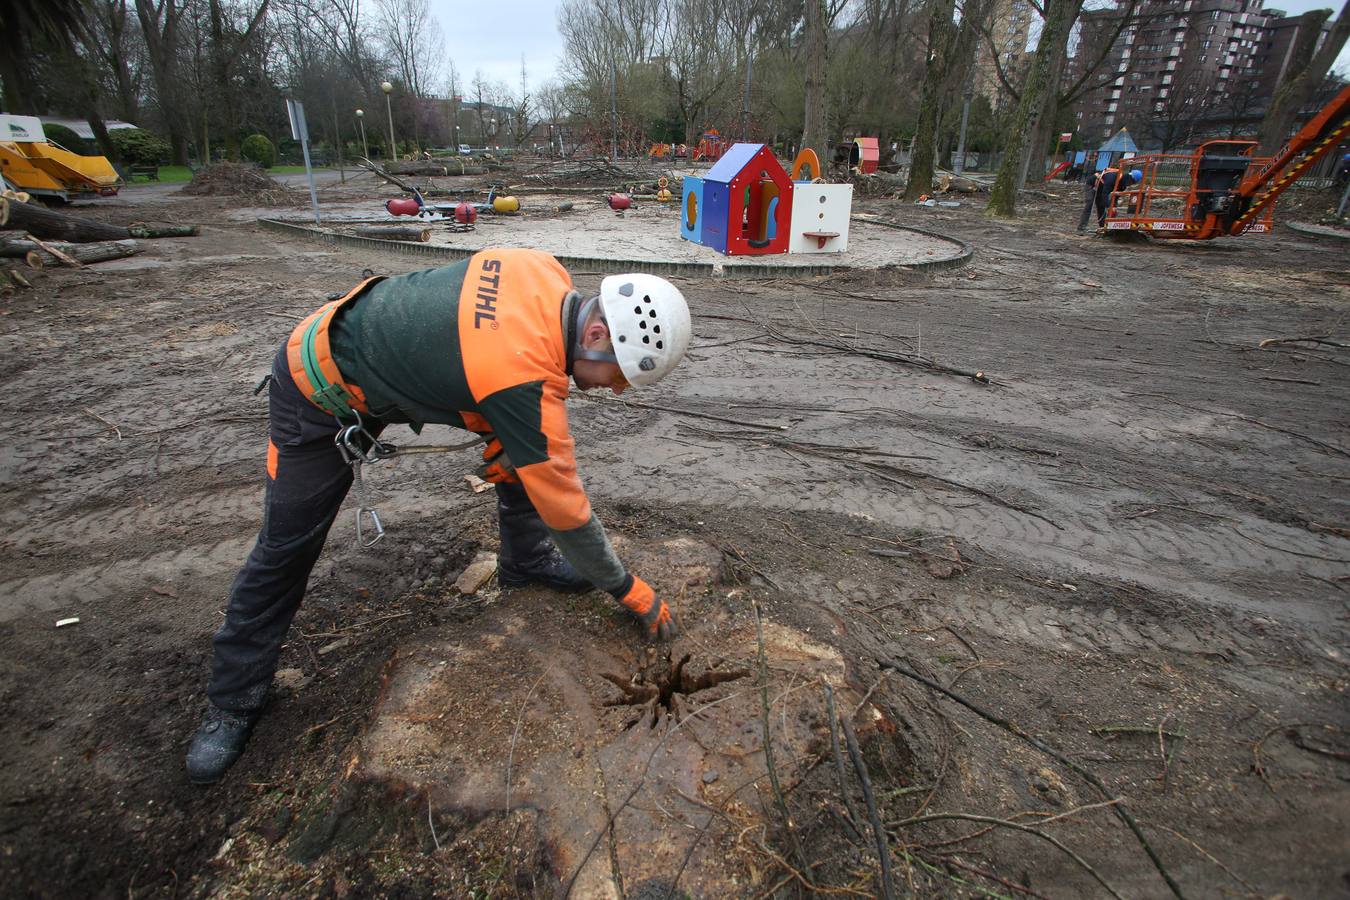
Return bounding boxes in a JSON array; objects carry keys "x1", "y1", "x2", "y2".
[
  {"x1": 850, "y1": 216, "x2": 975, "y2": 270},
  {"x1": 1284, "y1": 220, "x2": 1350, "y2": 242},
  {"x1": 257, "y1": 216, "x2": 972, "y2": 278}
]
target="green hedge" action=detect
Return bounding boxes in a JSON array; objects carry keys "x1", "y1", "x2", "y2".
[
  {"x1": 241, "y1": 133, "x2": 277, "y2": 168},
  {"x1": 110, "y1": 128, "x2": 170, "y2": 166}
]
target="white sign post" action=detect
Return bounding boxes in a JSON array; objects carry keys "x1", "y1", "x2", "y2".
[{"x1": 286, "y1": 98, "x2": 321, "y2": 224}]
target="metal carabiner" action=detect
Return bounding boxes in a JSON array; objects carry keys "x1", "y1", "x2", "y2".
[
  {"x1": 355, "y1": 505, "x2": 385, "y2": 547},
  {"x1": 335, "y1": 422, "x2": 396, "y2": 464}
]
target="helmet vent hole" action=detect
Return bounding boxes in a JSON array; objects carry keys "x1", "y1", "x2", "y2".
[
  {"x1": 655, "y1": 340, "x2": 664, "y2": 349},
  {"x1": 653, "y1": 325, "x2": 661, "y2": 334},
  {"x1": 633, "y1": 306, "x2": 642, "y2": 315},
  {"x1": 642, "y1": 335, "x2": 650, "y2": 344},
  {"x1": 643, "y1": 295, "x2": 652, "y2": 304},
  {"x1": 648, "y1": 310, "x2": 657, "y2": 317},
  {"x1": 639, "y1": 320, "x2": 647, "y2": 329}
]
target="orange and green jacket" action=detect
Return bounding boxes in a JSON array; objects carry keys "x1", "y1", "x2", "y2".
[{"x1": 327, "y1": 248, "x2": 628, "y2": 593}]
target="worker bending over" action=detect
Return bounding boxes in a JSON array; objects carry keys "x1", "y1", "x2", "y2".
[
  {"x1": 1074, "y1": 166, "x2": 1139, "y2": 232},
  {"x1": 187, "y1": 248, "x2": 692, "y2": 784}
]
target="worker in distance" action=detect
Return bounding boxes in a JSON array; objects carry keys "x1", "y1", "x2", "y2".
[{"x1": 187, "y1": 248, "x2": 692, "y2": 785}]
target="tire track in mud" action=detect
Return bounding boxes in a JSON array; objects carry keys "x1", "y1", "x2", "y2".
[
  {"x1": 5, "y1": 485, "x2": 261, "y2": 552},
  {"x1": 591, "y1": 428, "x2": 1347, "y2": 625},
  {"x1": 0, "y1": 536, "x2": 254, "y2": 623}
]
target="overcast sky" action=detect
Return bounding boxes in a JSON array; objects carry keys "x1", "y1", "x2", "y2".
[{"x1": 426, "y1": 0, "x2": 1348, "y2": 92}]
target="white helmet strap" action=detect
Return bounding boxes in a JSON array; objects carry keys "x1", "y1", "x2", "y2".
[{"x1": 571, "y1": 294, "x2": 618, "y2": 364}]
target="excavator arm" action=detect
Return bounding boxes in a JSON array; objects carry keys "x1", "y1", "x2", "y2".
[{"x1": 1225, "y1": 84, "x2": 1350, "y2": 235}]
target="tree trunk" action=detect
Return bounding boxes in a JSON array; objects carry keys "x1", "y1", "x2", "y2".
[
  {"x1": 906, "y1": 0, "x2": 958, "y2": 200},
  {"x1": 801, "y1": 0, "x2": 829, "y2": 168},
  {"x1": 0, "y1": 237, "x2": 142, "y2": 265},
  {"x1": 987, "y1": 0, "x2": 1081, "y2": 217},
  {"x1": 1, "y1": 200, "x2": 130, "y2": 241},
  {"x1": 1258, "y1": 2, "x2": 1350, "y2": 155},
  {"x1": 353, "y1": 225, "x2": 431, "y2": 242},
  {"x1": 1, "y1": 199, "x2": 199, "y2": 241},
  {"x1": 386, "y1": 161, "x2": 450, "y2": 176},
  {"x1": 135, "y1": 0, "x2": 191, "y2": 166}
]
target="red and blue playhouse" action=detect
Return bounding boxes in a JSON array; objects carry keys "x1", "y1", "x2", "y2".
[{"x1": 680, "y1": 142, "x2": 854, "y2": 256}]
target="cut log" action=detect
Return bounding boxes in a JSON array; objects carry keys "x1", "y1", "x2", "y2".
[
  {"x1": 0, "y1": 198, "x2": 129, "y2": 241},
  {"x1": 0, "y1": 237, "x2": 142, "y2": 265},
  {"x1": 128, "y1": 223, "x2": 200, "y2": 238},
  {"x1": 23, "y1": 233, "x2": 82, "y2": 267},
  {"x1": 433, "y1": 160, "x2": 489, "y2": 176},
  {"x1": 353, "y1": 225, "x2": 432, "y2": 242},
  {"x1": 386, "y1": 162, "x2": 449, "y2": 177},
  {"x1": 0, "y1": 197, "x2": 199, "y2": 242},
  {"x1": 937, "y1": 174, "x2": 985, "y2": 194}
]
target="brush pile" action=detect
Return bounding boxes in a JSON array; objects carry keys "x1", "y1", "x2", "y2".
[{"x1": 182, "y1": 162, "x2": 295, "y2": 205}]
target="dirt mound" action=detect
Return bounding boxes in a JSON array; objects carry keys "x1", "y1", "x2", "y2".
[{"x1": 182, "y1": 161, "x2": 295, "y2": 205}]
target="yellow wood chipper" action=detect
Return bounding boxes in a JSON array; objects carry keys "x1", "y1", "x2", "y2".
[{"x1": 0, "y1": 114, "x2": 122, "y2": 202}]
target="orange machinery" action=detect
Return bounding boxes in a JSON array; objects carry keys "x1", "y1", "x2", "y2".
[{"x1": 1103, "y1": 84, "x2": 1350, "y2": 239}]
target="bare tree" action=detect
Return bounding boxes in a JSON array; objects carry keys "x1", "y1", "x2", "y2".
[
  {"x1": 1258, "y1": 1, "x2": 1350, "y2": 154},
  {"x1": 374, "y1": 0, "x2": 443, "y2": 98},
  {"x1": 906, "y1": 0, "x2": 992, "y2": 199},
  {"x1": 135, "y1": 0, "x2": 193, "y2": 163},
  {"x1": 987, "y1": 0, "x2": 1082, "y2": 216},
  {"x1": 510, "y1": 56, "x2": 534, "y2": 146},
  {"x1": 802, "y1": 0, "x2": 829, "y2": 163},
  {"x1": 207, "y1": 0, "x2": 271, "y2": 160}
]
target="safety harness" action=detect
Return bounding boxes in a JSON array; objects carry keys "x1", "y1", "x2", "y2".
[
  {"x1": 286, "y1": 276, "x2": 383, "y2": 422},
  {"x1": 281, "y1": 275, "x2": 496, "y2": 548}
]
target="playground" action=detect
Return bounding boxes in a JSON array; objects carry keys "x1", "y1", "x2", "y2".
[{"x1": 0, "y1": 161, "x2": 1347, "y2": 898}]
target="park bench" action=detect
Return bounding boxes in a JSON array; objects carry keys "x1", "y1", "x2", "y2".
[{"x1": 129, "y1": 164, "x2": 160, "y2": 181}]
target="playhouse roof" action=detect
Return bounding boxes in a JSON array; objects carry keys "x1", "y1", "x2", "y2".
[
  {"x1": 706, "y1": 142, "x2": 772, "y2": 183},
  {"x1": 1098, "y1": 128, "x2": 1138, "y2": 153}
]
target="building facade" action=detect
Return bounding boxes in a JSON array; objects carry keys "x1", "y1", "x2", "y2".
[
  {"x1": 1070, "y1": 0, "x2": 1334, "y2": 150},
  {"x1": 972, "y1": 0, "x2": 1037, "y2": 110}
]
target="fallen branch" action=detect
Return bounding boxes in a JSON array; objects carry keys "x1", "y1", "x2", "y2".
[
  {"x1": 877, "y1": 657, "x2": 1187, "y2": 899},
  {"x1": 753, "y1": 601, "x2": 814, "y2": 885},
  {"x1": 1257, "y1": 336, "x2": 1348, "y2": 350},
  {"x1": 758, "y1": 318, "x2": 991, "y2": 384},
  {"x1": 889, "y1": 812, "x2": 1125, "y2": 899},
  {"x1": 838, "y1": 685, "x2": 896, "y2": 900},
  {"x1": 687, "y1": 424, "x2": 1061, "y2": 529},
  {"x1": 822, "y1": 682, "x2": 865, "y2": 840},
  {"x1": 577, "y1": 392, "x2": 789, "y2": 430},
  {"x1": 22, "y1": 232, "x2": 81, "y2": 267}
]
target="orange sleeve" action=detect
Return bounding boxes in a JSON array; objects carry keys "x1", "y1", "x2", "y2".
[{"x1": 505, "y1": 378, "x2": 592, "y2": 531}]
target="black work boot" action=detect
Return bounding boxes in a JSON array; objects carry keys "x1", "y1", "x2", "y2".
[
  {"x1": 496, "y1": 481, "x2": 592, "y2": 592},
  {"x1": 186, "y1": 704, "x2": 263, "y2": 785}
]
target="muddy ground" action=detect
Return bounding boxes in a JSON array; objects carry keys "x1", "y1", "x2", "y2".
[{"x1": 0, "y1": 171, "x2": 1347, "y2": 899}]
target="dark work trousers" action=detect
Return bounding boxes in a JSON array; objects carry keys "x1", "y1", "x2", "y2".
[
  {"x1": 206, "y1": 347, "x2": 386, "y2": 711},
  {"x1": 1077, "y1": 180, "x2": 1097, "y2": 231},
  {"x1": 1094, "y1": 186, "x2": 1113, "y2": 227}
]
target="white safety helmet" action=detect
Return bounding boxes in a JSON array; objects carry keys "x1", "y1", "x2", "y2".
[{"x1": 592, "y1": 273, "x2": 692, "y2": 387}]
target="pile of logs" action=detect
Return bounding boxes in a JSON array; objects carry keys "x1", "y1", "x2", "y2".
[{"x1": 0, "y1": 193, "x2": 199, "y2": 293}]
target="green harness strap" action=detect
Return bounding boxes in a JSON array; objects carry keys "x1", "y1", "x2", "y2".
[{"x1": 299, "y1": 308, "x2": 360, "y2": 421}]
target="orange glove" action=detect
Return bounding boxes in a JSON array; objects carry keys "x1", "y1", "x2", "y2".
[
  {"x1": 478, "y1": 437, "x2": 518, "y2": 484},
  {"x1": 615, "y1": 575, "x2": 677, "y2": 642}
]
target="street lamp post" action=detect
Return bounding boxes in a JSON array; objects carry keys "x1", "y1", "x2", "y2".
[
  {"x1": 355, "y1": 108, "x2": 368, "y2": 160},
  {"x1": 381, "y1": 81, "x2": 396, "y2": 161}
]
